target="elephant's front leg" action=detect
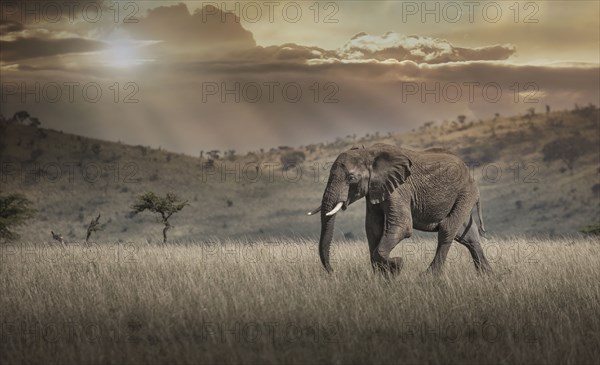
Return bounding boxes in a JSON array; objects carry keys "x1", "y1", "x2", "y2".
[
  {"x1": 365, "y1": 201, "x2": 384, "y2": 265},
  {"x1": 369, "y1": 203, "x2": 412, "y2": 276},
  {"x1": 371, "y1": 234, "x2": 405, "y2": 275}
]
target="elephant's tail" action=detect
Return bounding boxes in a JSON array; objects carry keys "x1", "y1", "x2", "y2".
[{"x1": 477, "y1": 199, "x2": 487, "y2": 237}]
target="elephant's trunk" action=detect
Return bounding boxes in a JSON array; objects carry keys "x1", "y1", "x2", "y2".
[
  {"x1": 318, "y1": 177, "x2": 345, "y2": 273},
  {"x1": 318, "y1": 210, "x2": 336, "y2": 272}
]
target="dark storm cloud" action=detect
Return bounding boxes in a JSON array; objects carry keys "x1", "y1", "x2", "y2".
[
  {"x1": 123, "y1": 3, "x2": 255, "y2": 54},
  {"x1": 0, "y1": 0, "x2": 114, "y2": 63},
  {"x1": 0, "y1": 36, "x2": 106, "y2": 61},
  {"x1": 0, "y1": 20, "x2": 23, "y2": 35},
  {"x1": 234, "y1": 43, "x2": 335, "y2": 62}
]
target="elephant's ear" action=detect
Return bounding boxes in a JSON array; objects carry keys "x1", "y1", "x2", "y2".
[{"x1": 368, "y1": 150, "x2": 412, "y2": 204}]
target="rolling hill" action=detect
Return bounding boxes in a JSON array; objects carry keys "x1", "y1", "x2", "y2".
[{"x1": 1, "y1": 105, "x2": 598, "y2": 243}]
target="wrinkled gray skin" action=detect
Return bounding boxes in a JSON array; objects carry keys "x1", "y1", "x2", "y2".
[{"x1": 315, "y1": 143, "x2": 491, "y2": 275}]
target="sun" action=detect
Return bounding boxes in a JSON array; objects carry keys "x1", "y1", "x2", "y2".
[{"x1": 106, "y1": 40, "x2": 141, "y2": 68}]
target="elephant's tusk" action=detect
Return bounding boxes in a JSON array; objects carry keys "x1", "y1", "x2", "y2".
[
  {"x1": 325, "y1": 202, "x2": 344, "y2": 216},
  {"x1": 307, "y1": 206, "x2": 321, "y2": 216}
]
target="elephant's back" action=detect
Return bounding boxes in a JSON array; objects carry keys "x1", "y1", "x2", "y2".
[{"x1": 404, "y1": 148, "x2": 469, "y2": 174}]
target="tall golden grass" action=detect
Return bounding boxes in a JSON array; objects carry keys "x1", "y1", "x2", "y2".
[{"x1": 2, "y1": 236, "x2": 599, "y2": 364}]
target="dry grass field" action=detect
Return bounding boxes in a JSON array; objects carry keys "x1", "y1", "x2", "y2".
[{"x1": 2, "y1": 236, "x2": 599, "y2": 365}]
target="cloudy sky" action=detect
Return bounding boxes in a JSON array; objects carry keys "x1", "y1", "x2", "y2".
[{"x1": 1, "y1": 1, "x2": 598, "y2": 154}]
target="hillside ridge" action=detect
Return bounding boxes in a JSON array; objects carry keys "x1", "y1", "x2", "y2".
[{"x1": 1, "y1": 106, "x2": 598, "y2": 242}]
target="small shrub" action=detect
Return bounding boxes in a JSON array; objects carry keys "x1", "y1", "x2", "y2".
[
  {"x1": 226, "y1": 150, "x2": 236, "y2": 161},
  {"x1": 0, "y1": 194, "x2": 37, "y2": 242},
  {"x1": 592, "y1": 183, "x2": 600, "y2": 196},
  {"x1": 207, "y1": 150, "x2": 220, "y2": 160},
  {"x1": 30, "y1": 148, "x2": 43, "y2": 162},
  {"x1": 91, "y1": 143, "x2": 102, "y2": 157},
  {"x1": 580, "y1": 223, "x2": 600, "y2": 236},
  {"x1": 280, "y1": 150, "x2": 306, "y2": 171}
]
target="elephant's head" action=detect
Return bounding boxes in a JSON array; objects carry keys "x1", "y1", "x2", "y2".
[{"x1": 310, "y1": 144, "x2": 412, "y2": 272}]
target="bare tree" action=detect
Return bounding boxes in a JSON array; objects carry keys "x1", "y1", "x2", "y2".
[
  {"x1": 492, "y1": 113, "x2": 500, "y2": 135},
  {"x1": 86, "y1": 213, "x2": 103, "y2": 243},
  {"x1": 51, "y1": 231, "x2": 65, "y2": 245}
]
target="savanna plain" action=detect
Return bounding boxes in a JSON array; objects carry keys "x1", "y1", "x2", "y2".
[{"x1": 2, "y1": 236, "x2": 599, "y2": 365}]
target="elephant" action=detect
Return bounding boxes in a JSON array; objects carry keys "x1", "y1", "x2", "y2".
[{"x1": 308, "y1": 143, "x2": 491, "y2": 275}]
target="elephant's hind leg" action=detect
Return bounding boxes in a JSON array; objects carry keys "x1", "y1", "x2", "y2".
[
  {"x1": 427, "y1": 196, "x2": 474, "y2": 274},
  {"x1": 427, "y1": 228, "x2": 454, "y2": 274},
  {"x1": 455, "y1": 216, "x2": 492, "y2": 273}
]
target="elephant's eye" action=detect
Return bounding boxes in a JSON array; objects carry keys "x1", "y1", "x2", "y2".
[{"x1": 347, "y1": 174, "x2": 359, "y2": 182}]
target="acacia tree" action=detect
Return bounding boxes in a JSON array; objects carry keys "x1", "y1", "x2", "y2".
[
  {"x1": 0, "y1": 193, "x2": 36, "y2": 242},
  {"x1": 131, "y1": 192, "x2": 189, "y2": 243},
  {"x1": 11, "y1": 111, "x2": 30, "y2": 124},
  {"x1": 542, "y1": 137, "x2": 590, "y2": 174},
  {"x1": 8, "y1": 111, "x2": 41, "y2": 126}
]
